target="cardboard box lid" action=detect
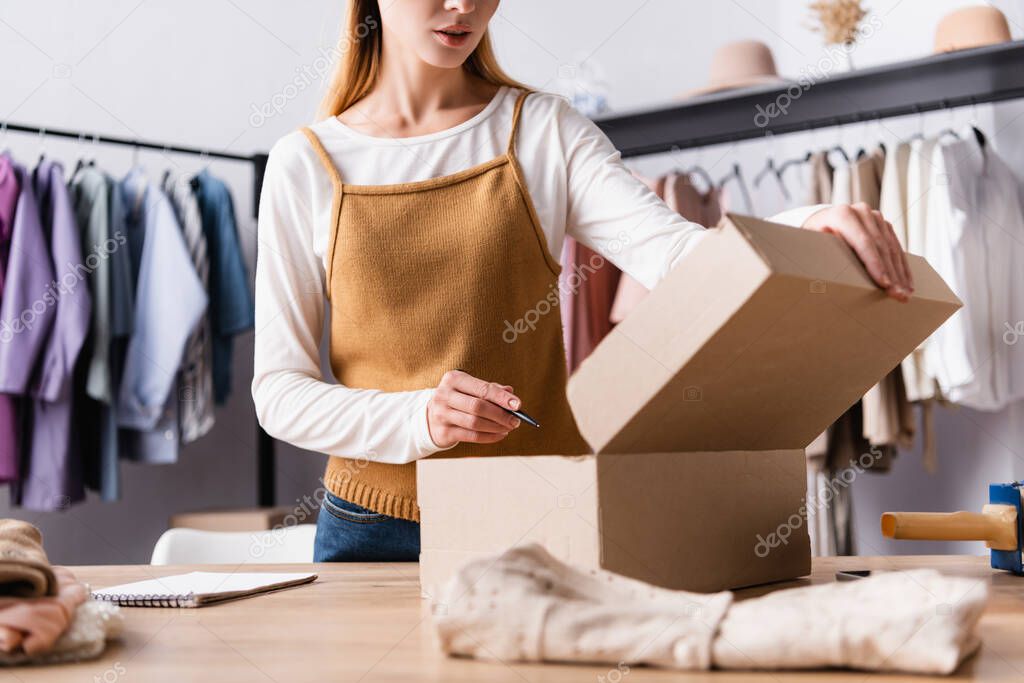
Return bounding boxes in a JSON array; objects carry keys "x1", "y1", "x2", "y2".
[{"x1": 567, "y1": 213, "x2": 962, "y2": 454}]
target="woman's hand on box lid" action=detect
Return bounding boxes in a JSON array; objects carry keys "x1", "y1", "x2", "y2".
[
  {"x1": 426, "y1": 370, "x2": 522, "y2": 449},
  {"x1": 802, "y1": 203, "x2": 914, "y2": 302}
]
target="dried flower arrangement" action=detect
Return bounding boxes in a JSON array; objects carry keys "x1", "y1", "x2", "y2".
[{"x1": 808, "y1": 0, "x2": 868, "y2": 46}]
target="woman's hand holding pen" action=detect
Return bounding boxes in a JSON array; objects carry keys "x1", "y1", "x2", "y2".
[{"x1": 426, "y1": 370, "x2": 522, "y2": 448}]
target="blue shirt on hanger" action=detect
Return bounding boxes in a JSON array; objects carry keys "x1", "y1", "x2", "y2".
[{"x1": 192, "y1": 169, "x2": 254, "y2": 405}]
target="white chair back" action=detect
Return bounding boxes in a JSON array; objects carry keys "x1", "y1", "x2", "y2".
[{"x1": 150, "y1": 525, "x2": 317, "y2": 565}]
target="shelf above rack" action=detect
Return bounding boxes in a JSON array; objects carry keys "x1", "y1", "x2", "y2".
[{"x1": 594, "y1": 40, "x2": 1024, "y2": 158}]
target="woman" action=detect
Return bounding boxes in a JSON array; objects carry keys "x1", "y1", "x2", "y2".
[{"x1": 252, "y1": 0, "x2": 914, "y2": 562}]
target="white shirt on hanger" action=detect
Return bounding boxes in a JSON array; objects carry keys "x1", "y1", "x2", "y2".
[
  {"x1": 904, "y1": 137, "x2": 941, "y2": 402},
  {"x1": 923, "y1": 130, "x2": 1024, "y2": 411}
]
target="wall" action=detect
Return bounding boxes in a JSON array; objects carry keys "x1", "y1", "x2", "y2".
[{"x1": 0, "y1": 0, "x2": 1020, "y2": 563}]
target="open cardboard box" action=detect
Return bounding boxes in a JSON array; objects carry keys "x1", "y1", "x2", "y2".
[{"x1": 418, "y1": 214, "x2": 961, "y2": 595}]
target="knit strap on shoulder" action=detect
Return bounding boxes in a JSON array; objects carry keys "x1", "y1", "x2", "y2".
[
  {"x1": 301, "y1": 125, "x2": 344, "y2": 296},
  {"x1": 300, "y1": 126, "x2": 343, "y2": 194},
  {"x1": 506, "y1": 90, "x2": 531, "y2": 159}
]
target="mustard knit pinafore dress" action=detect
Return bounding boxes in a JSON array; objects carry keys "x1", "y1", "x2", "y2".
[{"x1": 301, "y1": 91, "x2": 590, "y2": 523}]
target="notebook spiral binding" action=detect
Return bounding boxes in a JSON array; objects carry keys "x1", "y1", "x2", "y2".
[{"x1": 91, "y1": 592, "x2": 197, "y2": 608}]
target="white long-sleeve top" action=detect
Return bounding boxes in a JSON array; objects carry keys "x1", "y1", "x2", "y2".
[
  {"x1": 922, "y1": 131, "x2": 1024, "y2": 411},
  {"x1": 253, "y1": 87, "x2": 824, "y2": 464}
]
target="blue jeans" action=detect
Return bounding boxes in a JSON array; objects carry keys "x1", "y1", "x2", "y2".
[{"x1": 313, "y1": 491, "x2": 420, "y2": 562}]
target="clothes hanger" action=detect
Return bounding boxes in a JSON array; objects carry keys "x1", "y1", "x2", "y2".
[
  {"x1": 753, "y1": 132, "x2": 793, "y2": 201},
  {"x1": 37, "y1": 128, "x2": 47, "y2": 165},
  {"x1": 191, "y1": 150, "x2": 212, "y2": 190},
  {"x1": 904, "y1": 105, "x2": 927, "y2": 143},
  {"x1": 870, "y1": 113, "x2": 887, "y2": 154},
  {"x1": 87, "y1": 134, "x2": 99, "y2": 167},
  {"x1": 72, "y1": 133, "x2": 89, "y2": 179},
  {"x1": 826, "y1": 145, "x2": 850, "y2": 164},
  {"x1": 717, "y1": 163, "x2": 753, "y2": 214},
  {"x1": 0, "y1": 121, "x2": 9, "y2": 157},
  {"x1": 826, "y1": 117, "x2": 852, "y2": 165},
  {"x1": 752, "y1": 157, "x2": 777, "y2": 188},
  {"x1": 934, "y1": 102, "x2": 963, "y2": 142},
  {"x1": 776, "y1": 151, "x2": 812, "y2": 178},
  {"x1": 965, "y1": 97, "x2": 987, "y2": 148},
  {"x1": 852, "y1": 118, "x2": 868, "y2": 159}
]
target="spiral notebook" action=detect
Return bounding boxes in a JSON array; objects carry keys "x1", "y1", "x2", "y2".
[{"x1": 91, "y1": 571, "x2": 317, "y2": 608}]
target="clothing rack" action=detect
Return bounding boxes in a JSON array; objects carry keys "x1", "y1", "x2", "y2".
[
  {"x1": 1, "y1": 121, "x2": 278, "y2": 507},
  {"x1": 595, "y1": 40, "x2": 1024, "y2": 157}
]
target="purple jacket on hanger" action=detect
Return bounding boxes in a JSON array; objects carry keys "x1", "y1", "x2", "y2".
[
  {"x1": 16, "y1": 160, "x2": 92, "y2": 511},
  {"x1": 0, "y1": 160, "x2": 57, "y2": 482},
  {"x1": 0, "y1": 156, "x2": 21, "y2": 482}
]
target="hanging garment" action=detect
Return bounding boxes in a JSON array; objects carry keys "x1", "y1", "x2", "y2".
[
  {"x1": 923, "y1": 131, "x2": 1024, "y2": 411},
  {"x1": 909, "y1": 135, "x2": 937, "y2": 405},
  {"x1": 68, "y1": 167, "x2": 130, "y2": 501},
  {"x1": 805, "y1": 153, "x2": 837, "y2": 556},
  {"x1": 903, "y1": 136, "x2": 944, "y2": 438},
  {"x1": 558, "y1": 237, "x2": 621, "y2": 372},
  {"x1": 905, "y1": 138, "x2": 938, "y2": 261},
  {"x1": 880, "y1": 142, "x2": 912, "y2": 249},
  {"x1": 0, "y1": 161, "x2": 56, "y2": 483},
  {"x1": 16, "y1": 160, "x2": 91, "y2": 511},
  {"x1": 0, "y1": 156, "x2": 20, "y2": 483},
  {"x1": 808, "y1": 151, "x2": 833, "y2": 204},
  {"x1": 116, "y1": 170, "x2": 207, "y2": 463},
  {"x1": 831, "y1": 158, "x2": 852, "y2": 204},
  {"x1": 298, "y1": 92, "x2": 592, "y2": 521},
  {"x1": 192, "y1": 170, "x2": 254, "y2": 405},
  {"x1": 880, "y1": 141, "x2": 940, "y2": 472},
  {"x1": 610, "y1": 173, "x2": 720, "y2": 324},
  {"x1": 162, "y1": 172, "x2": 215, "y2": 443},
  {"x1": 434, "y1": 543, "x2": 986, "y2": 675},
  {"x1": 558, "y1": 168, "x2": 643, "y2": 372},
  {"x1": 854, "y1": 148, "x2": 913, "y2": 465},
  {"x1": 850, "y1": 147, "x2": 884, "y2": 207}
]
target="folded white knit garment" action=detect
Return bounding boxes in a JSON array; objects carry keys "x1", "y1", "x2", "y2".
[
  {"x1": 711, "y1": 567, "x2": 986, "y2": 675},
  {"x1": 432, "y1": 544, "x2": 987, "y2": 675},
  {"x1": 433, "y1": 544, "x2": 732, "y2": 668}
]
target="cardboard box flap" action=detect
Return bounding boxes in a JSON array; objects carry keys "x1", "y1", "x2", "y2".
[{"x1": 567, "y1": 214, "x2": 961, "y2": 454}]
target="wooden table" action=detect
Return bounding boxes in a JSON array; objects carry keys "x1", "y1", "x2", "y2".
[{"x1": 10, "y1": 555, "x2": 1024, "y2": 682}]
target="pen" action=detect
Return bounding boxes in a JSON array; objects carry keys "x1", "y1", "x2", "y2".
[
  {"x1": 452, "y1": 368, "x2": 541, "y2": 428},
  {"x1": 505, "y1": 407, "x2": 541, "y2": 429}
]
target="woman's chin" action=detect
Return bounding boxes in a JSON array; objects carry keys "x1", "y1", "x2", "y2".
[{"x1": 417, "y1": 44, "x2": 478, "y2": 70}]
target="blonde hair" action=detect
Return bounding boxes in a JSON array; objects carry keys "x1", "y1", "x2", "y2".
[{"x1": 316, "y1": 0, "x2": 529, "y2": 120}]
